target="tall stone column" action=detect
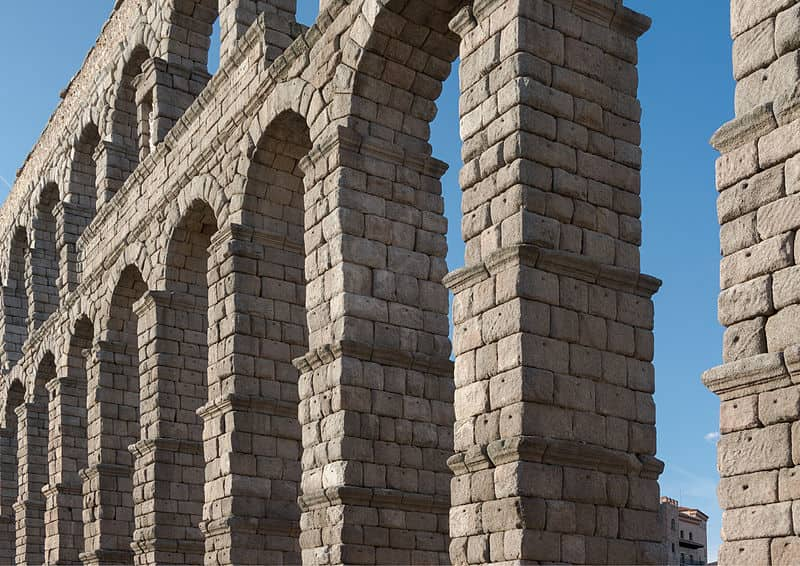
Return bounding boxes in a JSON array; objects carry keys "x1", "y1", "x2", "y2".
[
  {"x1": 218, "y1": 0, "x2": 297, "y2": 63},
  {"x1": 27, "y1": 244, "x2": 59, "y2": 333},
  {"x1": 0, "y1": 283, "x2": 29, "y2": 371},
  {"x1": 705, "y1": 2, "x2": 800, "y2": 564},
  {"x1": 443, "y1": 1, "x2": 662, "y2": 564},
  {"x1": 294, "y1": 126, "x2": 453, "y2": 565},
  {"x1": 43, "y1": 372, "x2": 87, "y2": 565},
  {"x1": 0, "y1": 426, "x2": 17, "y2": 565},
  {"x1": 131, "y1": 58, "x2": 211, "y2": 163},
  {"x1": 54, "y1": 201, "x2": 93, "y2": 301},
  {"x1": 81, "y1": 340, "x2": 137, "y2": 566},
  {"x1": 130, "y1": 290, "x2": 205, "y2": 565},
  {"x1": 14, "y1": 401, "x2": 48, "y2": 566},
  {"x1": 199, "y1": 224, "x2": 306, "y2": 565},
  {"x1": 93, "y1": 140, "x2": 138, "y2": 210}
]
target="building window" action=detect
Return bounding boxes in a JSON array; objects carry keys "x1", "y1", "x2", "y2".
[
  {"x1": 680, "y1": 529, "x2": 684, "y2": 538},
  {"x1": 671, "y1": 518, "x2": 676, "y2": 530},
  {"x1": 672, "y1": 543, "x2": 675, "y2": 553},
  {"x1": 689, "y1": 532, "x2": 693, "y2": 541}
]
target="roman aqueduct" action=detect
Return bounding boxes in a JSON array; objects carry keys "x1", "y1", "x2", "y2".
[{"x1": 0, "y1": 0, "x2": 794, "y2": 564}]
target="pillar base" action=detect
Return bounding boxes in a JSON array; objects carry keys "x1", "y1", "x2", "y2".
[
  {"x1": 80, "y1": 463, "x2": 135, "y2": 564},
  {"x1": 130, "y1": 438, "x2": 205, "y2": 566},
  {"x1": 79, "y1": 549, "x2": 134, "y2": 566},
  {"x1": 43, "y1": 482, "x2": 84, "y2": 565},
  {"x1": 14, "y1": 498, "x2": 46, "y2": 565},
  {"x1": 200, "y1": 516, "x2": 300, "y2": 566}
]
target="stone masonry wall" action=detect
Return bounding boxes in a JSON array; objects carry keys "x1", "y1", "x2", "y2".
[
  {"x1": 705, "y1": 1, "x2": 800, "y2": 565},
  {"x1": 0, "y1": 0, "x2": 661, "y2": 565}
]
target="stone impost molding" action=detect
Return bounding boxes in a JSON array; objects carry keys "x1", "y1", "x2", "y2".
[
  {"x1": 197, "y1": 392, "x2": 296, "y2": 420},
  {"x1": 292, "y1": 338, "x2": 454, "y2": 378},
  {"x1": 444, "y1": 243, "x2": 662, "y2": 298},
  {"x1": 128, "y1": 437, "x2": 203, "y2": 459},
  {"x1": 297, "y1": 485, "x2": 450, "y2": 514},
  {"x1": 199, "y1": 515, "x2": 300, "y2": 538},
  {"x1": 447, "y1": 435, "x2": 665, "y2": 480},
  {"x1": 299, "y1": 125, "x2": 450, "y2": 180},
  {"x1": 702, "y1": 345, "x2": 800, "y2": 400}
]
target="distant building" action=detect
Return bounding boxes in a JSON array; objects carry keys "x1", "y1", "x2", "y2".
[{"x1": 661, "y1": 497, "x2": 709, "y2": 565}]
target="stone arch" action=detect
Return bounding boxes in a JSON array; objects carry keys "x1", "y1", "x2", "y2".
[
  {"x1": 85, "y1": 264, "x2": 147, "y2": 561},
  {"x1": 341, "y1": 0, "x2": 462, "y2": 153},
  {"x1": 137, "y1": 196, "x2": 221, "y2": 560},
  {"x1": 42, "y1": 314, "x2": 94, "y2": 563},
  {"x1": 30, "y1": 182, "x2": 61, "y2": 329},
  {"x1": 164, "y1": 0, "x2": 219, "y2": 72},
  {"x1": 13, "y1": 351, "x2": 55, "y2": 565},
  {"x1": 0, "y1": 379, "x2": 24, "y2": 522},
  {"x1": 68, "y1": 121, "x2": 101, "y2": 212},
  {"x1": 155, "y1": 175, "x2": 229, "y2": 272},
  {"x1": 1, "y1": 227, "x2": 31, "y2": 370},
  {"x1": 103, "y1": 44, "x2": 153, "y2": 205},
  {"x1": 97, "y1": 242, "x2": 157, "y2": 332},
  {"x1": 200, "y1": 107, "x2": 313, "y2": 563}
]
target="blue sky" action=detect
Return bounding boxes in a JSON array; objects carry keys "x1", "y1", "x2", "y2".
[{"x1": 0, "y1": 2, "x2": 732, "y2": 560}]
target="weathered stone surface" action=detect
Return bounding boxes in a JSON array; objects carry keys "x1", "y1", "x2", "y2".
[
  {"x1": 736, "y1": 52, "x2": 800, "y2": 115},
  {"x1": 718, "y1": 165, "x2": 784, "y2": 225},
  {"x1": 718, "y1": 537, "x2": 770, "y2": 565},
  {"x1": 766, "y1": 305, "x2": 800, "y2": 352},
  {"x1": 718, "y1": 424, "x2": 792, "y2": 476},
  {"x1": 722, "y1": 502, "x2": 793, "y2": 540},
  {"x1": 733, "y1": 18, "x2": 777, "y2": 80},
  {"x1": 720, "y1": 233, "x2": 794, "y2": 289},
  {"x1": 721, "y1": 395, "x2": 760, "y2": 433},
  {"x1": 723, "y1": 317, "x2": 767, "y2": 362},
  {"x1": 0, "y1": 1, "x2": 668, "y2": 565},
  {"x1": 731, "y1": 0, "x2": 796, "y2": 38},
  {"x1": 718, "y1": 275, "x2": 774, "y2": 325},
  {"x1": 718, "y1": 470, "x2": 778, "y2": 508}
]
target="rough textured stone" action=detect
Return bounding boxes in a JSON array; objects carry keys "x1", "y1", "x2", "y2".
[{"x1": 0, "y1": 1, "x2": 667, "y2": 565}]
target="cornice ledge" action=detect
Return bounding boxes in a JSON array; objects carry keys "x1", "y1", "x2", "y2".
[
  {"x1": 447, "y1": 244, "x2": 661, "y2": 298},
  {"x1": 129, "y1": 437, "x2": 203, "y2": 459},
  {"x1": 711, "y1": 102, "x2": 777, "y2": 154},
  {"x1": 703, "y1": 352, "x2": 789, "y2": 400},
  {"x1": 449, "y1": 435, "x2": 664, "y2": 479},
  {"x1": 303, "y1": 126, "x2": 449, "y2": 179},
  {"x1": 199, "y1": 515, "x2": 299, "y2": 537},
  {"x1": 294, "y1": 339, "x2": 453, "y2": 377},
  {"x1": 196, "y1": 393, "x2": 296, "y2": 420},
  {"x1": 556, "y1": 0, "x2": 651, "y2": 39},
  {"x1": 298, "y1": 485, "x2": 449, "y2": 514}
]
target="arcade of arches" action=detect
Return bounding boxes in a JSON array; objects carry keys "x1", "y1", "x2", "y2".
[{"x1": 0, "y1": 0, "x2": 790, "y2": 565}]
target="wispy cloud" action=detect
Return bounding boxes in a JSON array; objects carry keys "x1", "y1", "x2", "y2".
[
  {"x1": 704, "y1": 431, "x2": 720, "y2": 443},
  {"x1": 0, "y1": 175, "x2": 11, "y2": 190}
]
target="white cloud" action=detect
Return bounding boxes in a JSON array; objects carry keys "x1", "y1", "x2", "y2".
[{"x1": 704, "y1": 431, "x2": 720, "y2": 443}]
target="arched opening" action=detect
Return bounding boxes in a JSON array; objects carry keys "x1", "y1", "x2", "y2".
[
  {"x1": 31, "y1": 183, "x2": 60, "y2": 328},
  {"x1": 296, "y1": 3, "x2": 319, "y2": 27},
  {"x1": 245, "y1": 109, "x2": 310, "y2": 545},
  {"x1": 173, "y1": 0, "x2": 220, "y2": 74},
  {"x1": 0, "y1": 380, "x2": 24, "y2": 524},
  {"x1": 16, "y1": 352, "x2": 55, "y2": 565},
  {"x1": 104, "y1": 265, "x2": 147, "y2": 553},
  {"x1": 2, "y1": 228, "x2": 30, "y2": 369},
  {"x1": 69, "y1": 123, "x2": 100, "y2": 215},
  {"x1": 57, "y1": 316, "x2": 93, "y2": 560},
  {"x1": 109, "y1": 46, "x2": 152, "y2": 195},
  {"x1": 0, "y1": 380, "x2": 24, "y2": 564},
  {"x1": 203, "y1": 109, "x2": 310, "y2": 559},
  {"x1": 162, "y1": 198, "x2": 218, "y2": 551}
]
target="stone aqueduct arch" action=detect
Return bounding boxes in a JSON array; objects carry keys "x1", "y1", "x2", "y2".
[{"x1": 0, "y1": 0, "x2": 785, "y2": 564}]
